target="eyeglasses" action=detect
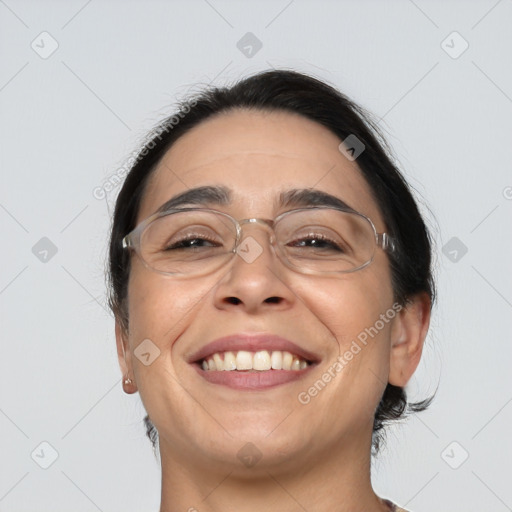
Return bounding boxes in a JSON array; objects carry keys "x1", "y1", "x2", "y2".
[{"x1": 122, "y1": 207, "x2": 395, "y2": 277}]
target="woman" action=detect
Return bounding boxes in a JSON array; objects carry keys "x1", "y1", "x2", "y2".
[{"x1": 108, "y1": 70, "x2": 434, "y2": 511}]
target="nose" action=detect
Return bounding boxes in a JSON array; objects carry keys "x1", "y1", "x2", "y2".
[{"x1": 212, "y1": 219, "x2": 296, "y2": 314}]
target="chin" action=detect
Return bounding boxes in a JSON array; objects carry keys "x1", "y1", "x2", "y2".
[{"x1": 205, "y1": 436, "x2": 308, "y2": 476}]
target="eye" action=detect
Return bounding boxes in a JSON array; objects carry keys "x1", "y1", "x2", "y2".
[
  {"x1": 164, "y1": 234, "x2": 222, "y2": 251},
  {"x1": 286, "y1": 232, "x2": 347, "y2": 253}
]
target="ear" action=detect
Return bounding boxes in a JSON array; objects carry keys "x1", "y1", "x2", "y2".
[
  {"x1": 115, "y1": 320, "x2": 138, "y2": 394},
  {"x1": 388, "y1": 292, "x2": 431, "y2": 387}
]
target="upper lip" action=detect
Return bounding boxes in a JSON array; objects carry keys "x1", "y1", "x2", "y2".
[{"x1": 188, "y1": 333, "x2": 321, "y2": 364}]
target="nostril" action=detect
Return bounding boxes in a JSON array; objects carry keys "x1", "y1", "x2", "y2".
[
  {"x1": 226, "y1": 297, "x2": 242, "y2": 305},
  {"x1": 264, "y1": 296, "x2": 281, "y2": 304}
]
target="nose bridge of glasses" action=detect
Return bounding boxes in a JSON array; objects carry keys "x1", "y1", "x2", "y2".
[
  {"x1": 234, "y1": 218, "x2": 278, "y2": 261},
  {"x1": 238, "y1": 218, "x2": 275, "y2": 239}
]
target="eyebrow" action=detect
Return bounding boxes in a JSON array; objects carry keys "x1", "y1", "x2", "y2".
[
  {"x1": 155, "y1": 185, "x2": 355, "y2": 214},
  {"x1": 279, "y1": 188, "x2": 355, "y2": 212},
  {"x1": 156, "y1": 186, "x2": 231, "y2": 213}
]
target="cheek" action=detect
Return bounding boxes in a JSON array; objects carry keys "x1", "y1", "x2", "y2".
[
  {"x1": 299, "y1": 263, "x2": 395, "y2": 348},
  {"x1": 127, "y1": 269, "x2": 207, "y2": 344},
  {"x1": 125, "y1": 270, "x2": 229, "y2": 451},
  {"x1": 125, "y1": 269, "x2": 213, "y2": 416},
  {"x1": 295, "y1": 267, "x2": 395, "y2": 410}
]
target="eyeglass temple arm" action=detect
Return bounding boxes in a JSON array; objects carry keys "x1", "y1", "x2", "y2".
[{"x1": 377, "y1": 233, "x2": 395, "y2": 252}]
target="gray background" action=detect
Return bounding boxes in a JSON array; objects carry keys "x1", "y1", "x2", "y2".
[{"x1": 1, "y1": 1, "x2": 511, "y2": 511}]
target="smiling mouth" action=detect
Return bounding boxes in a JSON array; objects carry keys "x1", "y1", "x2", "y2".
[
  {"x1": 199, "y1": 349, "x2": 311, "y2": 372},
  {"x1": 189, "y1": 333, "x2": 319, "y2": 389}
]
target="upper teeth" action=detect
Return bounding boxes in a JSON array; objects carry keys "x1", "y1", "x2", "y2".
[{"x1": 201, "y1": 350, "x2": 309, "y2": 371}]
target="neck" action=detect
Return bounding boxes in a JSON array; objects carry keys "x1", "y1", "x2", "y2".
[{"x1": 158, "y1": 432, "x2": 387, "y2": 512}]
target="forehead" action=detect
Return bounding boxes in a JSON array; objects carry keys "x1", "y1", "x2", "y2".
[{"x1": 138, "y1": 109, "x2": 384, "y2": 229}]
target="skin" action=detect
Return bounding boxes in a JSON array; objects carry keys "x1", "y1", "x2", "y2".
[{"x1": 116, "y1": 109, "x2": 431, "y2": 512}]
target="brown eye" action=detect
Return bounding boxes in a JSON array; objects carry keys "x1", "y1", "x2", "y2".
[
  {"x1": 287, "y1": 233, "x2": 346, "y2": 253},
  {"x1": 164, "y1": 235, "x2": 221, "y2": 251}
]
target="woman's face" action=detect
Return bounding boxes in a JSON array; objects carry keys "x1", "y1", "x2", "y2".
[{"x1": 118, "y1": 109, "x2": 404, "y2": 472}]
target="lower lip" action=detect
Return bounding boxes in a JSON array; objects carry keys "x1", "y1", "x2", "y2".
[{"x1": 193, "y1": 365, "x2": 315, "y2": 390}]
